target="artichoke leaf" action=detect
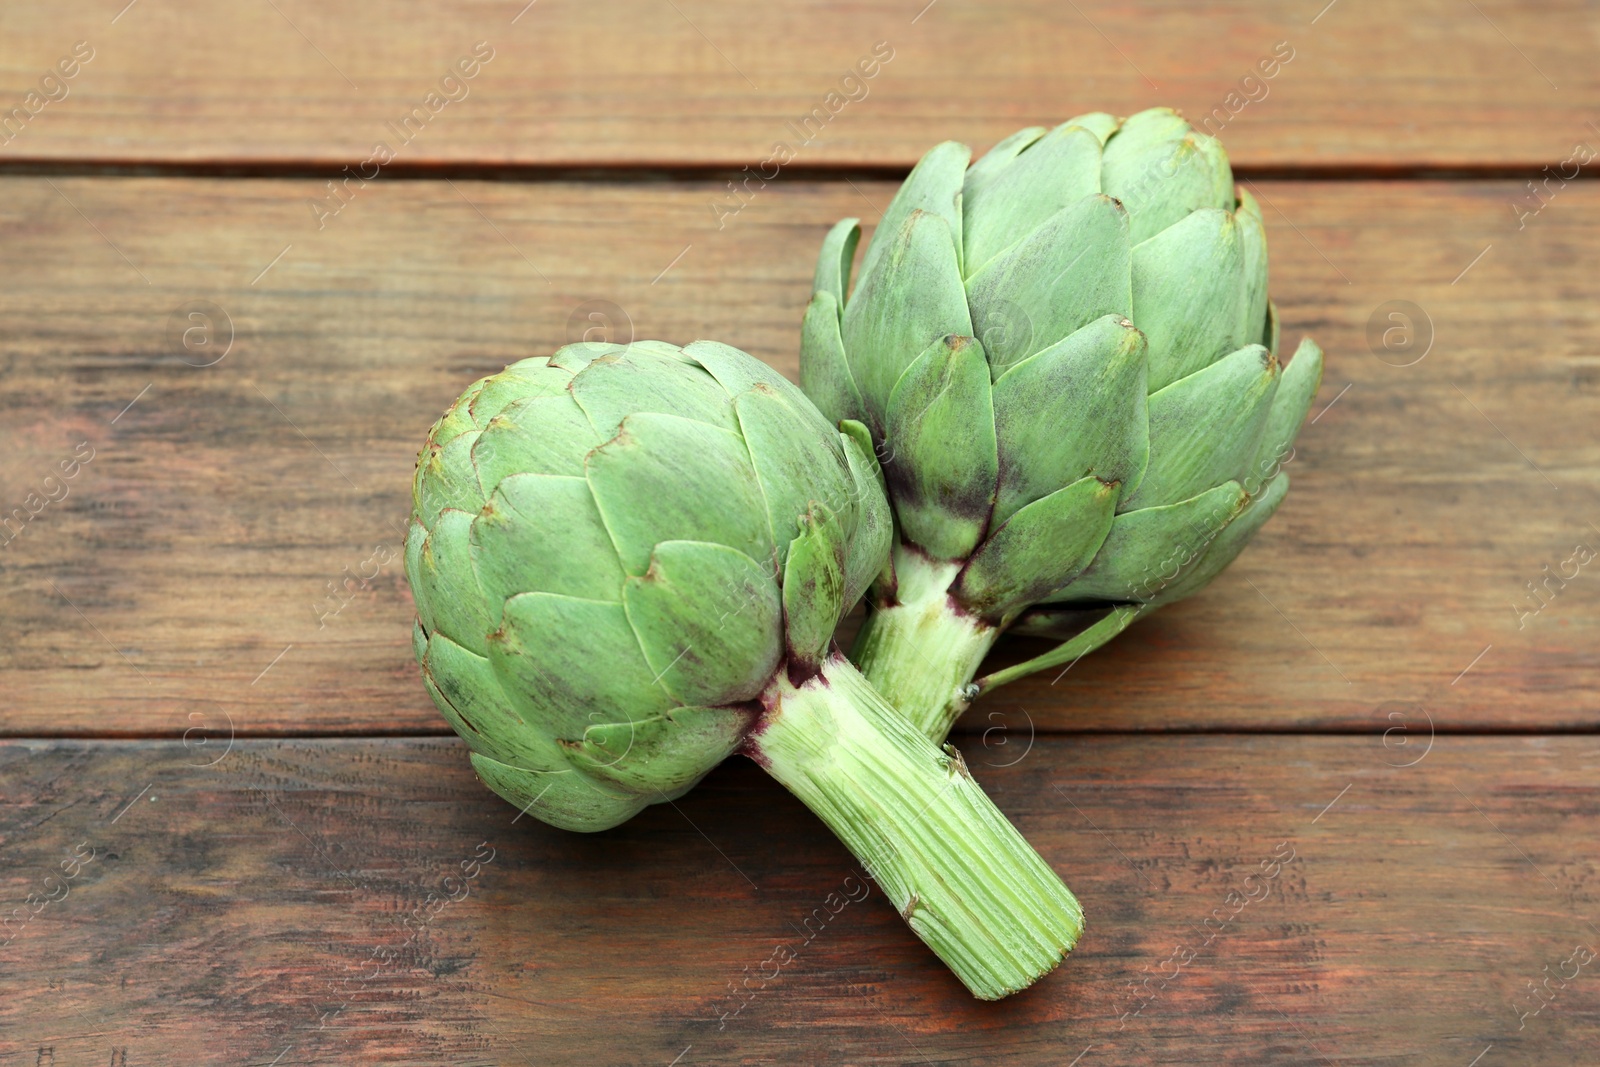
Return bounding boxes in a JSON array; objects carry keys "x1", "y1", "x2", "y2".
[
  {"x1": 564, "y1": 706, "x2": 749, "y2": 796},
  {"x1": 1234, "y1": 189, "x2": 1271, "y2": 358},
  {"x1": 976, "y1": 604, "x2": 1146, "y2": 692},
  {"x1": 1048, "y1": 481, "x2": 1248, "y2": 603},
  {"x1": 471, "y1": 394, "x2": 603, "y2": 494},
  {"x1": 953, "y1": 475, "x2": 1119, "y2": 621},
  {"x1": 963, "y1": 126, "x2": 1047, "y2": 205},
  {"x1": 1126, "y1": 343, "x2": 1279, "y2": 510},
  {"x1": 490, "y1": 591, "x2": 676, "y2": 738},
  {"x1": 469, "y1": 473, "x2": 623, "y2": 605},
  {"x1": 417, "y1": 430, "x2": 485, "y2": 529},
  {"x1": 549, "y1": 341, "x2": 623, "y2": 372},
  {"x1": 422, "y1": 629, "x2": 568, "y2": 771},
  {"x1": 1246, "y1": 337, "x2": 1323, "y2": 495},
  {"x1": 685, "y1": 340, "x2": 833, "y2": 441},
  {"x1": 734, "y1": 384, "x2": 852, "y2": 563},
  {"x1": 799, "y1": 290, "x2": 868, "y2": 430},
  {"x1": 1132, "y1": 207, "x2": 1250, "y2": 391},
  {"x1": 427, "y1": 377, "x2": 487, "y2": 448},
  {"x1": 963, "y1": 125, "x2": 1104, "y2": 276},
  {"x1": 991, "y1": 313, "x2": 1148, "y2": 526},
  {"x1": 468, "y1": 358, "x2": 578, "y2": 425},
  {"x1": 841, "y1": 207, "x2": 974, "y2": 433},
  {"x1": 405, "y1": 521, "x2": 436, "y2": 634},
  {"x1": 469, "y1": 751, "x2": 646, "y2": 833},
  {"x1": 414, "y1": 508, "x2": 493, "y2": 656},
  {"x1": 1104, "y1": 107, "x2": 1192, "y2": 155},
  {"x1": 1058, "y1": 111, "x2": 1119, "y2": 144},
  {"x1": 1154, "y1": 472, "x2": 1290, "y2": 605},
  {"x1": 782, "y1": 507, "x2": 849, "y2": 669},
  {"x1": 570, "y1": 347, "x2": 739, "y2": 440},
  {"x1": 1007, "y1": 604, "x2": 1117, "y2": 641},
  {"x1": 1100, "y1": 109, "x2": 1230, "y2": 232},
  {"x1": 965, "y1": 193, "x2": 1132, "y2": 373},
  {"x1": 622, "y1": 340, "x2": 697, "y2": 363},
  {"x1": 838, "y1": 420, "x2": 894, "y2": 608},
  {"x1": 883, "y1": 334, "x2": 998, "y2": 562},
  {"x1": 812, "y1": 218, "x2": 861, "y2": 308},
  {"x1": 585, "y1": 412, "x2": 774, "y2": 576},
  {"x1": 411, "y1": 617, "x2": 428, "y2": 664},
  {"x1": 623, "y1": 539, "x2": 784, "y2": 708},
  {"x1": 858, "y1": 140, "x2": 970, "y2": 281}
]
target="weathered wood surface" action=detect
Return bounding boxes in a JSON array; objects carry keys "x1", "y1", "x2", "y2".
[
  {"x1": 2, "y1": 177, "x2": 1597, "y2": 735},
  {"x1": 1, "y1": 736, "x2": 1594, "y2": 1065},
  {"x1": 0, "y1": 1, "x2": 1591, "y2": 170},
  {"x1": 2, "y1": 2, "x2": 1592, "y2": 1060}
]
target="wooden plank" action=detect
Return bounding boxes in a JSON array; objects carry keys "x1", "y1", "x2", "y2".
[
  {"x1": 0, "y1": 1, "x2": 1591, "y2": 169},
  {"x1": 0, "y1": 176, "x2": 1596, "y2": 735},
  {"x1": 1, "y1": 736, "x2": 1595, "y2": 1064}
]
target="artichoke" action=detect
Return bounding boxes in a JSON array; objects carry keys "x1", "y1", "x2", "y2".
[
  {"x1": 799, "y1": 108, "x2": 1324, "y2": 739},
  {"x1": 405, "y1": 338, "x2": 1084, "y2": 999}
]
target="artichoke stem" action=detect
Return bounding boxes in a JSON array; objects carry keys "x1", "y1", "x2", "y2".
[
  {"x1": 751, "y1": 652, "x2": 1083, "y2": 1000},
  {"x1": 850, "y1": 548, "x2": 999, "y2": 740}
]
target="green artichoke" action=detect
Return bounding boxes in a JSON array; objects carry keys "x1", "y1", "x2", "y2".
[
  {"x1": 800, "y1": 108, "x2": 1324, "y2": 739},
  {"x1": 405, "y1": 338, "x2": 1083, "y2": 999}
]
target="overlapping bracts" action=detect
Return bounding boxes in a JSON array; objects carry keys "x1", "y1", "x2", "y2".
[
  {"x1": 407, "y1": 340, "x2": 890, "y2": 830},
  {"x1": 800, "y1": 108, "x2": 1323, "y2": 731}
]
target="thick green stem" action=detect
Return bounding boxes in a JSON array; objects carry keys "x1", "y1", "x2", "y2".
[
  {"x1": 851, "y1": 547, "x2": 1148, "y2": 741},
  {"x1": 750, "y1": 652, "x2": 1083, "y2": 1000},
  {"x1": 851, "y1": 601, "x2": 995, "y2": 741},
  {"x1": 849, "y1": 548, "x2": 999, "y2": 740}
]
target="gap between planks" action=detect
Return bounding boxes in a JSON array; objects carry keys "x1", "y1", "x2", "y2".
[{"x1": 0, "y1": 159, "x2": 1593, "y2": 183}]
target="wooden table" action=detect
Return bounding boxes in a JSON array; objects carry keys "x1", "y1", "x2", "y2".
[{"x1": 2, "y1": 2, "x2": 1596, "y2": 1063}]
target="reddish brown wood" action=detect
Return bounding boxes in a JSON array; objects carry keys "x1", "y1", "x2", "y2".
[
  {"x1": 0, "y1": 736, "x2": 1594, "y2": 1065},
  {"x1": 1, "y1": 177, "x2": 1595, "y2": 735},
  {"x1": 0, "y1": 1, "x2": 1591, "y2": 170},
  {"x1": 1, "y1": 3, "x2": 1592, "y2": 1058}
]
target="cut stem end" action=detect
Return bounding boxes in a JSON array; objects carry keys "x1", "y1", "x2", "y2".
[{"x1": 750, "y1": 652, "x2": 1083, "y2": 1000}]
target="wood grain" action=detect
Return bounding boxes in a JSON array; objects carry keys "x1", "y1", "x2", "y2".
[
  {"x1": 2, "y1": 2, "x2": 1591, "y2": 1058},
  {"x1": 0, "y1": 1, "x2": 1591, "y2": 170},
  {"x1": 1, "y1": 736, "x2": 1595, "y2": 1065},
  {"x1": 1, "y1": 176, "x2": 1597, "y2": 735}
]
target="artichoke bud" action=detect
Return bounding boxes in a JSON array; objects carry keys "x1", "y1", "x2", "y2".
[
  {"x1": 406, "y1": 341, "x2": 884, "y2": 831},
  {"x1": 800, "y1": 108, "x2": 1326, "y2": 737}
]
